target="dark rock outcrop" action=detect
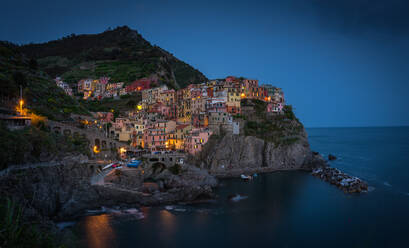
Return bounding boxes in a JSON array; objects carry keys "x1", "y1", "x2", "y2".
[
  {"x1": 0, "y1": 156, "x2": 217, "y2": 221},
  {"x1": 193, "y1": 131, "x2": 327, "y2": 178},
  {"x1": 328, "y1": 154, "x2": 337, "y2": 161},
  {"x1": 311, "y1": 167, "x2": 368, "y2": 193}
]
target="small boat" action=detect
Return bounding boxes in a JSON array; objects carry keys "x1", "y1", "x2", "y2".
[
  {"x1": 165, "y1": 205, "x2": 174, "y2": 210},
  {"x1": 127, "y1": 160, "x2": 141, "y2": 168},
  {"x1": 228, "y1": 194, "x2": 248, "y2": 202},
  {"x1": 102, "y1": 163, "x2": 115, "y2": 170},
  {"x1": 240, "y1": 174, "x2": 252, "y2": 180}
]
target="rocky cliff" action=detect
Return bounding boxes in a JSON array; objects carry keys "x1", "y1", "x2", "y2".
[
  {"x1": 194, "y1": 132, "x2": 326, "y2": 178},
  {"x1": 0, "y1": 155, "x2": 217, "y2": 221},
  {"x1": 192, "y1": 101, "x2": 327, "y2": 177}
]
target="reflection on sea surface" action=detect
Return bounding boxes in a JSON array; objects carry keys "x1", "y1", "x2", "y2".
[
  {"x1": 83, "y1": 214, "x2": 116, "y2": 248},
  {"x1": 158, "y1": 210, "x2": 176, "y2": 241},
  {"x1": 75, "y1": 127, "x2": 409, "y2": 248}
]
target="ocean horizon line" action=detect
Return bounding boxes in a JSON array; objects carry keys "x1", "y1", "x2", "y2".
[{"x1": 306, "y1": 125, "x2": 409, "y2": 129}]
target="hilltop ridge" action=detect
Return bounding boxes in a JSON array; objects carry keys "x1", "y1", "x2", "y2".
[{"x1": 19, "y1": 26, "x2": 208, "y2": 89}]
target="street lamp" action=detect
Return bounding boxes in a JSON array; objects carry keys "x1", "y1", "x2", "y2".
[{"x1": 19, "y1": 99, "x2": 24, "y2": 115}]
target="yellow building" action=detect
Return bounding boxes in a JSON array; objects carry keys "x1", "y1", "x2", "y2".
[
  {"x1": 134, "y1": 122, "x2": 145, "y2": 135},
  {"x1": 159, "y1": 89, "x2": 175, "y2": 106},
  {"x1": 182, "y1": 98, "x2": 191, "y2": 121},
  {"x1": 168, "y1": 124, "x2": 192, "y2": 150},
  {"x1": 191, "y1": 96, "x2": 207, "y2": 115}
]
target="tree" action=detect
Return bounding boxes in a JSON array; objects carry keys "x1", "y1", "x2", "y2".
[
  {"x1": 126, "y1": 99, "x2": 136, "y2": 108},
  {"x1": 29, "y1": 58, "x2": 38, "y2": 70},
  {"x1": 12, "y1": 72, "x2": 27, "y2": 87}
]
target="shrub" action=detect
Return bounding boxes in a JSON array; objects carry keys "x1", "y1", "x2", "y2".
[
  {"x1": 168, "y1": 164, "x2": 181, "y2": 175},
  {"x1": 0, "y1": 198, "x2": 61, "y2": 248}
]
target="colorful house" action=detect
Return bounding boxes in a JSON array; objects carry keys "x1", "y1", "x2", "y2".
[
  {"x1": 126, "y1": 78, "x2": 151, "y2": 93},
  {"x1": 185, "y1": 128, "x2": 213, "y2": 154},
  {"x1": 159, "y1": 89, "x2": 176, "y2": 106}
]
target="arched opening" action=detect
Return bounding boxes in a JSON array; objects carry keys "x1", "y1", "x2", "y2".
[
  {"x1": 53, "y1": 126, "x2": 61, "y2": 135},
  {"x1": 94, "y1": 139, "x2": 101, "y2": 153}
]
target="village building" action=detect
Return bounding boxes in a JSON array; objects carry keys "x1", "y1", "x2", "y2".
[
  {"x1": 143, "y1": 120, "x2": 168, "y2": 151},
  {"x1": 125, "y1": 78, "x2": 151, "y2": 93},
  {"x1": 167, "y1": 123, "x2": 191, "y2": 150},
  {"x1": 225, "y1": 85, "x2": 242, "y2": 114},
  {"x1": 159, "y1": 89, "x2": 176, "y2": 106},
  {"x1": 206, "y1": 98, "x2": 227, "y2": 113},
  {"x1": 191, "y1": 96, "x2": 207, "y2": 115},
  {"x1": 95, "y1": 112, "x2": 114, "y2": 122},
  {"x1": 208, "y1": 112, "x2": 239, "y2": 135},
  {"x1": 118, "y1": 123, "x2": 134, "y2": 142},
  {"x1": 185, "y1": 128, "x2": 213, "y2": 154},
  {"x1": 55, "y1": 77, "x2": 73, "y2": 96}
]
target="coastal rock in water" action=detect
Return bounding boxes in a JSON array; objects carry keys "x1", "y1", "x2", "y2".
[
  {"x1": 311, "y1": 167, "x2": 368, "y2": 193},
  {"x1": 328, "y1": 154, "x2": 337, "y2": 161}
]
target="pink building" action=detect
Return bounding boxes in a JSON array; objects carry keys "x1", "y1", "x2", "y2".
[
  {"x1": 126, "y1": 78, "x2": 151, "y2": 93},
  {"x1": 192, "y1": 113, "x2": 208, "y2": 128},
  {"x1": 96, "y1": 112, "x2": 114, "y2": 122},
  {"x1": 243, "y1": 79, "x2": 259, "y2": 88},
  {"x1": 99, "y1": 77, "x2": 110, "y2": 85},
  {"x1": 185, "y1": 128, "x2": 213, "y2": 154},
  {"x1": 151, "y1": 102, "x2": 171, "y2": 118},
  {"x1": 143, "y1": 121, "x2": 167, "y2": 151},
  {"x1": 113, "y1": 118, "x2": 130, "y2": 130},
  {"x1": 206, "y1": 98, "x2": 227, "y2": 113},
  {"x1": 190, "y1": 88, "x2": 202, "y2": 98},
  {"x1": 225, "y1": 76, "x2": 236, "y2": 83}
]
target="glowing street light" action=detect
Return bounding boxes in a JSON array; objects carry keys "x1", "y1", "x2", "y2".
[
  {"x1": 93, "y1": 145, "x2": 100, "y2": 153},
  {"x1": 19, "y1": 99, "x2": 24, "y2": 115}
]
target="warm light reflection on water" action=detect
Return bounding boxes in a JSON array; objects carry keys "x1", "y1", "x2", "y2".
[
  {"x1": 84, "y1": 214, "x2": 117, "y2": 248},
  {"x1": 159, "y1": 210, "x2": 176, "y2": 240},
  {"x1": 140, "y1": 206, "x2": 151, "y2": 219}
]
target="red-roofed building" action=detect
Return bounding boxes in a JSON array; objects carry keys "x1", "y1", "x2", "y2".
[
  {"x1": 225, "y1": 76, "x2": 237, "y2": 83},
  {"x1": 126, "y1": 78, "x2": 151, "y2": 93}
]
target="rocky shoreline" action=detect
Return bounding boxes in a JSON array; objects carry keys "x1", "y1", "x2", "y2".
[
  {"x1": 311, "y1": 167, "x2": 368, "y2": 193},
  {"x1": 0, "y1": 155, "x2": 217, "y2": 221}
]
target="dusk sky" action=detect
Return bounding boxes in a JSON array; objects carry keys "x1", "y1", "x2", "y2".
[{"x1": 1, "y1": 0, "x2": 409, "y2": 127}]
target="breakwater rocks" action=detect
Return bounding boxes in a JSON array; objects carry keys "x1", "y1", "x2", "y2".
[{"x1": 312, "y1": 167, "x2": 368, "y2": 193}]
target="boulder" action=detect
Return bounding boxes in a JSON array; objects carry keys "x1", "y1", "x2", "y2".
[{"x1": 328, "y1": 154, "x2": 337, "y2": 161}]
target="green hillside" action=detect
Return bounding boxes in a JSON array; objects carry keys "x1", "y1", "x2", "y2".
[
  {"x1": 0, "y1": 41, "x2": 89, "y2": 120},
  {"x1": 20, "y1": 26, "x2": 208, "y2": 89}
]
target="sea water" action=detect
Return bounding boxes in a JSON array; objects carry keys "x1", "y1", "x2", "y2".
[{"x1": 74, "y1": 127, "x2": 409, "y2": 248}]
